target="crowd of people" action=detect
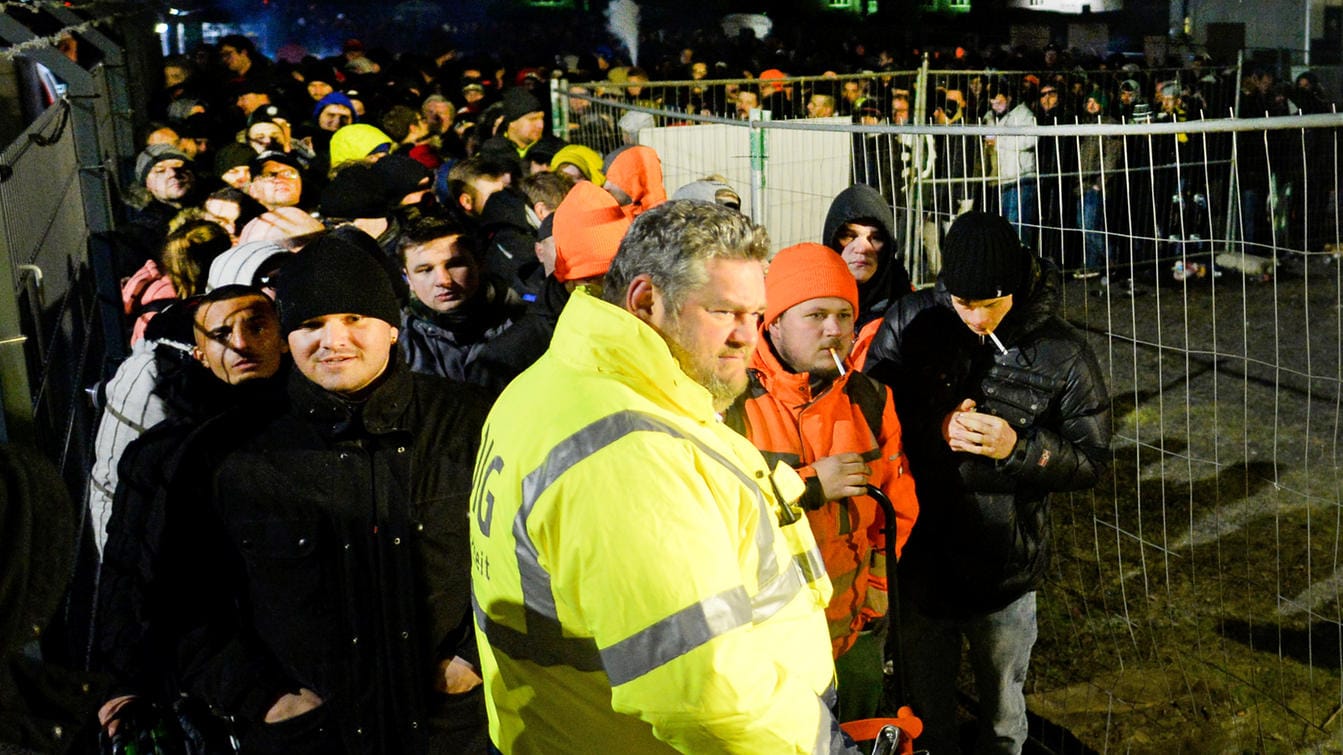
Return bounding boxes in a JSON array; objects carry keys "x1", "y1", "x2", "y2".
[{"x1": 3, "y1": 17, "x2": 1135, "y2": 754}]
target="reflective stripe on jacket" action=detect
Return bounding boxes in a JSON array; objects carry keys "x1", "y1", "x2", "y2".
[
  {"x1": 727, "y1": 335, "x2": 918, "y2": 658},
  {"x1": 470, "y1": 291, "x2": 848, "y2": 754}
]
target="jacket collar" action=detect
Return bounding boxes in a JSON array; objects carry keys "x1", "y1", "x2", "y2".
[
  {"x1": 549, "y1": 290, "x2": 718, "y2": 422},
  {"x1": 748, "y1": 330, "x2": 844, "y2": 408},
  {"x1": 287, "y1": 356, "x2": 413, "y2": 436}
]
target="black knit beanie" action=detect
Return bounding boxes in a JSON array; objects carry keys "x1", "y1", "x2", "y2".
[
  {"x1": 501, "y1": 87, "x2": 543, "y2": 124},
  {"x1": 320, "y1": 164, "x2": 388, "y2": 220},
  {"x1": 940, "y1": 211, "x2": 1027, "y2": 299},
  {"x1": 275, "y1": 233, "x2": 401, "y2": 334}
]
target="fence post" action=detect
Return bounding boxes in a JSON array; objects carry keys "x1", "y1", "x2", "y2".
[
  {"x1": 909, "y1": 53, "x2": 931, "y2": 282},
  {"x1": 552, "y1": 77, "x2": 570, "y2": 143},
  {"x1": 748, "y1": 107, "x2": 769, "y2": 227},
  {"x1": 1223, "y1": 50, "x2": 1246, "y2": 250}
]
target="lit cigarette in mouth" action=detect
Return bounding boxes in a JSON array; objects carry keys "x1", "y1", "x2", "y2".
[
  {"x1": 987, "y1": 332, "x2": 1008, "y2": 354},
  {"x1": 828, "y1": 348, "x2": 847, "y2": 376}
]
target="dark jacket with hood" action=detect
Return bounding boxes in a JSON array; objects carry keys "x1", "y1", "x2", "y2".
[
  {"x1": 399, "y1": 276, "x2": 523, "y2": 387},
  {"x1": 478, "y1": 187, "x2": 542, "y2": 299},
  {"x1": 863, "y1": 256, "x2": 1110, "y2": 619},
  {"x1": 159, "y1": 359, "x2": 490, "y2": 754},
  {"x1": 467, "y1": 274, "x2": 571, "y2": 394},
  {"x1": 823, "y1": 184, "x2": 913, "y2": 332}
]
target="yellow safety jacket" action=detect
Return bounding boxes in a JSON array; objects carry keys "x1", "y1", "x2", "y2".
[{"x1": 470, "y1": 291, "x2": 846, "y2": 754}]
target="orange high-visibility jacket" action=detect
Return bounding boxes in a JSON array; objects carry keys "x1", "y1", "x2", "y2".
[{"x1": 728, "y1": 337, "x2": 919, "y2": 658}]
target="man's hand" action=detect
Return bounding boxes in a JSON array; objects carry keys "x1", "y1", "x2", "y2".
[
  {"x1": 943, "y1": 398, "x2": 1018, "y2": 459},
  {"x1": 98, "y1": 694, "x2": 137, "y2": 736},
  {"x1": 263, "y1": 688, "x2": 323, "y2": 723},
  {"x1": 238, "y1": 207, "x2": 324, "y2": 244},
  {"x1": 436, "y1": 656, "x2": 483, "y2": 694},
  {"x1": 812, "y1": 452, "x2": 871, "y2": 501}
]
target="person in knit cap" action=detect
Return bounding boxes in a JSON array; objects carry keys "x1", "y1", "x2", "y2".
[
  {"x1": 552, "y1": 179, "x2": 630, "y2": 293},
  {"x1": 124, "y1": 144, "x2": 198, "y2": 256},
  {"x1": 602, "y1": 144, "x2": 666, "y2": 220},
  {"x1": 154, "y1": 232, "x2": 491, "y2": 754},
  {"x1": 725, "y1": 241, "x2": 920, "y2": 726},
  {"x1": 863, "y1": 211, "x2": 1110, "y2": 755},
  {"x1": 214, "y1": 142, "x2": 256, "y2": 190},
  {"x1": 206, "y1": 239, "x2": 290, "y2": 293},
  {"x1": 481, "y1": 87, "x2": 546, "y2": 160}
]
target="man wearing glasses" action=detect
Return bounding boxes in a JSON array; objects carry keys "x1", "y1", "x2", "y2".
[{"x1": 248, "y1": 151, "x2": 306, "y2": 211}]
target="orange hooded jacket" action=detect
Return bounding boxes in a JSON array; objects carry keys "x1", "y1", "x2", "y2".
[{"x1": 726, "y1": 334, "x2": 919, "y2": 658}]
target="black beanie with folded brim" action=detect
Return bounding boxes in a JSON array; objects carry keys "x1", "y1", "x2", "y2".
[
  {"x1": 502, "y1": 87, "x2": 543, "y2": 124},
  {"x1": 940, "y1": 211, "x2": 1028, "y2": 300},
  {"x1": 275, "y1": 233, "x2": 401, "y2": 334}
]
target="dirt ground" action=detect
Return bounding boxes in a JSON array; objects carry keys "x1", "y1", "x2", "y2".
[{"x1": 998, "y1": 257, "x2": 1343, "y2": 753}]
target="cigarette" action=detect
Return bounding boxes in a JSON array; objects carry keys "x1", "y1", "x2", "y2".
[
  {"x1": 828, "y1": 348, "x2": 847, "y2": 376},
  {"x1": 988, "y1": 332, "x2": 1008, "y2": 354}
]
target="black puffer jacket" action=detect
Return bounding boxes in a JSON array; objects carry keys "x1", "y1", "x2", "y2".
[
  {"x1": 160, "y1": 360, "x2": 490, "y2": 753},
  {"x1": 864, "y1": 256, "x2": 1110, "y2": 618}
]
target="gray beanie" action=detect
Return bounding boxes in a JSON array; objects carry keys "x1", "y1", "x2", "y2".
[{"x1": 135, "y1": 144, "x2": 192, "y2": 185}]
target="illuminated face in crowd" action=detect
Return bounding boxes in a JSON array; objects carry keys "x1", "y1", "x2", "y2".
[
  {"x1": 833, "y1": 222, "x2": 885, "y2": 285},
  {"x1": 650, "y1": 258, "x2": 765, "y2": 411},
  {"x1": 318, "y1": 104, "x2": 354, "y2": 132},
  {"x1": 145, "y1": 159, "x2": 194, "y2": 203},
  {"x1": 288, "y1": 313, "x2": 397, "y2": 397},
  {"x1": 248, "y1": 159, "x2": 302, "y2": 210},
  {"x1": 402, "y1": 234, "x2": 479, "y2": 314},
  {"x1": 768, "y1": 297, "x2": 855, "y2": 378},
  {"x1": 193, "y1": 294, "x2": 286, "y2": 384}
]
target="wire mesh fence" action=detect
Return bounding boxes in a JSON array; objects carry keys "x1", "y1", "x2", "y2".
[{"x1": 557, "y1": 80, "x2": 1343, "y2": 749}]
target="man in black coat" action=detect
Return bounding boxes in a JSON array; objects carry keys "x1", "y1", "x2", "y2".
[
  {"x1": 160, "y1": 235, "x2": 490, "y2": 754},
  {"x1": 864, "y1": 212, "x2": 1110, "y2": 754}
]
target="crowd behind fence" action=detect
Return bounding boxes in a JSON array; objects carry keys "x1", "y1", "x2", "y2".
[
  {"x1": 557, "y1": 62, "x2": 1343, "y2": 285},
  {"x1": 556, "y1": 75, "x2": 1343, "y2": 749}
]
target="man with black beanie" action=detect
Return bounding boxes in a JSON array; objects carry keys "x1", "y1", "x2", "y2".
[
  {"x1": 478, "y1": 87, "x2": 547, "y2": 165},
  {"x1": 864, "y1": 211, "x2": 1111, "y2": 754},
  {"x1": 159, "y1": 233, "x2": 491, "y2": 753}
]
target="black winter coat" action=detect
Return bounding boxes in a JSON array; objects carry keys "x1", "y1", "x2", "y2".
[
  {"x1": 864, "y1": 257, "x2": 1110, "y2": 618},
  {"x1": 96, "y1": 368, "x2": 284, "y2": 701},
  {"x1": 399, "y1": 278, "x2": 523, "y2": 389},
  {"x1": 160, "y1": 360, "x2": 490, "y2": 754}
]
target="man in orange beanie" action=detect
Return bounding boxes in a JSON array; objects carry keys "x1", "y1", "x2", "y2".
[
  {"x1": 726, "y1": 242, "x2": 919, "y2": 723},
  {"x1": 552, "y1": 180, "x2": 632, "y2": 294}
]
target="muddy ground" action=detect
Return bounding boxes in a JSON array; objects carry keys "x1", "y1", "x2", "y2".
[{"x1": 994, "y1": 257, "x2": 1343, "y2": 753}]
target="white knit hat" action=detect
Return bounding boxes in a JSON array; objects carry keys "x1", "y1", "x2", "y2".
[{"x1": 206, "y1": 241, "x2": 289, "y2": 292}]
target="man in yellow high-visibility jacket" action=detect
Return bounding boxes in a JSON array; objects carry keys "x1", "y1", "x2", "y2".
[{"x1": 470, "y1": 199, "x2": 857, "y2": 754}]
